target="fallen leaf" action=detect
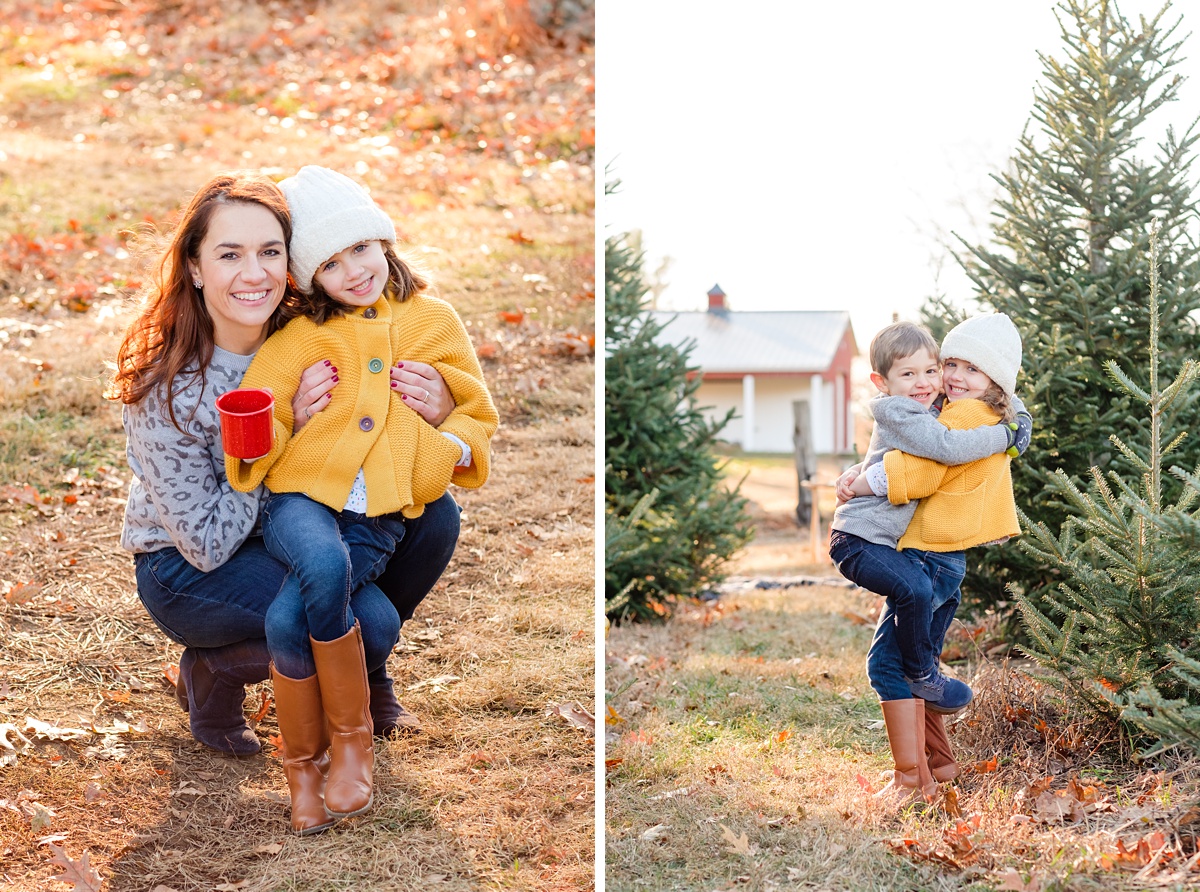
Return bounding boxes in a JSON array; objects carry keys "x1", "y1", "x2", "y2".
[
  {"x1": 996, "y1": 868, "x2": 1041, "y2": 891},
  {"x1": 498, "y1": 310, "x2": 524, "y2": 324},
  {"x1": 254, "y1": 843, "x2": 284, "y2": 855},
  {"x1": 47, "y1": 844, "x2": 102, "y2": 892},
  {"x1": 0, "y1": 723, "x2": 32, "y2": 767},
  {"x1": 639, "y1": 823, "x2": 669, "y2": 841},
  {"x1": 773, "y1": 729, "x2": 793, "y2": 744},
  {"x1": 648, "y1": 787, "x2": 690, "y2": 801},
  {"x1": 163, "y1": 663, "x2": 180, "y2": 688},
  {"x1": 405, "y1": 674, "x2": 460, "y2": 693},
  {"x1": 719, "y1": 823, "x2": 757, "y2": 856},
  {"x1": 249, "y1": 691, "x2": 272, "y2": 724},
  {"x1": 24, "y1": 717, "x2": 91, "y2": 741},
  {"x1": 4, "y1": 580, "x2": 41, "y2": 605},
  {"x1": 550, "y1": 701, "x2": 595, "y2": 735}
]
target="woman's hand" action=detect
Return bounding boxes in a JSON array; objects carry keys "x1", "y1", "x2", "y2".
[
  {"x1": 391, "y1": 361, "x2": 453, "y2": 426},
  {"x1": 292, "y1": 360, "x2": 339, "y2": 434}
]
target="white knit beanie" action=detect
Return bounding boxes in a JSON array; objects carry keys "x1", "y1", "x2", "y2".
[
  {"x1": 939, "y1": 312, "x2": 1023, "y2": 398},
  {"x1": 280, "y1": 166, "x2": 396, "y2": 294}
]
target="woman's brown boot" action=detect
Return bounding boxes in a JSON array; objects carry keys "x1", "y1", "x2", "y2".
[
  {"x1": 925, "y1": 709, "x2": 959, "y2": 783},
  {"x1": 311, "y1": 622, "x2": 374, "y2": 818},
  {"x1": 875, "y1": 698, "x2": 938, "y2": 803},
  {"x1": 271, "y1": 664, "x2": 334, "y2": 835}
]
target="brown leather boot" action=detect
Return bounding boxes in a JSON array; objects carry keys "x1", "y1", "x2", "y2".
[
  {"x1": 271, "y1": 665, "x2": 334, "y2": 836},
  {"x1": 311, "y1": 622, "x2": 374, "y2": 818},
  {"x1": 925, "y1": 709, "x2": 959, "y2": 783},
  {"x1": 876, "y1": 698, "x2": 938, "y2": 803}
]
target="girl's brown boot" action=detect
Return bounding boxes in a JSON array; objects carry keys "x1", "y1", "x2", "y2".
[
  {"x1": 875, "y1": 698, "x2": 938, "y2": 804},
  {"x1": 271, "y1": 665, "x2": 334, "y2": 835},
  {"x1": 924, "y1": 709, "x2": 959, "y2": 783},
  {"x1": 311, "y1": 621, "x2": 375, "y2": 818}
]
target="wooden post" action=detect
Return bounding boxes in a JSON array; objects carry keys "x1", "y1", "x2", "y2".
[
  {"x1": 792, "y1": 400, "x2": 814, "y2": 525},
  {"x1": 800, "y1": 480, "x2": 837, "y2": 564}
]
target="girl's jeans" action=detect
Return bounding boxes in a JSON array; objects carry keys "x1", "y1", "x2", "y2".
[
  {"x1": 261, "y1": 491, "x2": 407, "y2": 644},
  {"x1": 134, "y1": 490, "x2": 461, "y2": 680},
  {"x1": 828, "y1": 530, "x2": 966, "y2": 701}
]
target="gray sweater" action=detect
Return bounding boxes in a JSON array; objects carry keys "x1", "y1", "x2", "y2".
[
  {"x1": 830, "y1": 395, "x2": 1011, "y2": 547},
  {"x1": 120, "y1": 346, "x2": 268, "y2": 571}
]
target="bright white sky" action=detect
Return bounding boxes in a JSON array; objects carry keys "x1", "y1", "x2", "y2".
[{"x1": 599, "y1": 1, "x2": 1200, "y2": 347}]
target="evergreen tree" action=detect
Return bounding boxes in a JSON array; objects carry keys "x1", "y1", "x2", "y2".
[
  {"x1": 1016, "y1": 226, "x2": 1200, "y2": 726},
  {"x1": 604, "y1": 229, "x2": 753, "y2": 622},
  {"x1": 954, "y1": 0, "x2": 1200, "y2": 616}
]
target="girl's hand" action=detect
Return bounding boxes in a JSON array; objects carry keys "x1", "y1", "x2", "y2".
[
  {"x1": 391, "y1": 360, "x2": 453, "y2": 426},
  {"x1": 292, "y1": 360, "x2": 339, "y2": 433},
  {"x1": 835, "y1": 465, "x2": 861, "y2": 503}
]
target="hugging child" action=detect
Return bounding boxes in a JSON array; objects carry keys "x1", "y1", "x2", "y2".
[
  {"x1": 829, "y1": 315, "x2": 1028, "y2": 802},
  {"x1": 227, "y1": 165, "x2": 499, "y2": 834}
]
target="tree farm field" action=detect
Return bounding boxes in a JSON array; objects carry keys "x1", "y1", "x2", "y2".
[
  {"x1": 605, "y1": 461, "x2": 1200, "y2": 892},
  {"x1": 0, "y1": 3, "x2": 594, "y2": 890}
]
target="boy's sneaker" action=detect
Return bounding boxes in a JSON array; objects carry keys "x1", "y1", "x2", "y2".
[{"x1": 908, "y1": 669, "x2": 973, "y2": 714}]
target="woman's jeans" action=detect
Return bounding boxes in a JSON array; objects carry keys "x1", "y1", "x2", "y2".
[
  {"x1": 135, "y1": 490, "x2": 462, "y2": 680},
  {"x1": 261, "y1": 492, "x2": 407, "y2": 644},
  {"x1": 829, "y1": 530, "x2": 966, "y2": 701}
]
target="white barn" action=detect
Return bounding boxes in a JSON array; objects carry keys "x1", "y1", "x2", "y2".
[{"x1": 650, "y1": 285, "x2": 858, "y2": 455}]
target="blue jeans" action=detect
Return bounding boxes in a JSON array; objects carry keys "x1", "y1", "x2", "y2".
[
  {"x1": 829, "y1": 530, "x2": 966, "y2": 700},
  {"x1": 135, "y1": 490, "x2": 462, "y2": 682},
  {"x1": 261, "y1": 492, "x2": 407, "y2": 643}
]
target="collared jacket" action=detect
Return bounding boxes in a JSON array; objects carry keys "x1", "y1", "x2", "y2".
[
  {"x1": 226, "y1": 291, "x2": 498, "y2": 518},
  {"x1": 884, "y1": 398, "x2": 1020, "y2": 552}
]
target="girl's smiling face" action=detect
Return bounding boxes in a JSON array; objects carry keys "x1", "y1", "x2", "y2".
[
  {"x1": 941, "y1": 357, "x2": 994, "y2": 401},
  {"x1": 313, "y1": 240, "x2": 389, "y2": 308}
]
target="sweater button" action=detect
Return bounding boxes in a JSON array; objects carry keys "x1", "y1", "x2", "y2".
[
  {"x1": 359, "y1": 416, "x2": 374, "y2": 432},
  {"x1": 368, "y1": 358, "x2": 384, "y2": 373},
  {"x1": 363, "y1": 307, "x2": 378, "y2": 319}
]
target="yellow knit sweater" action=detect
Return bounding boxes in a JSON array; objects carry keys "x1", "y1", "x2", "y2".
[
  {"x1": 226, "y1": 291, "x2": 498, "y2": 518},
  {"x1": 883, "y1": 398, "x2": 1020, "y2": 552}
]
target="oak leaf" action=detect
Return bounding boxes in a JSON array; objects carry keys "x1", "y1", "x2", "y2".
[
  {"x1": 719, "y1": 823, "x2": 756, "y2": 856},
  {"x1": 47, "y1": 844, "x2": 102, "y2": 892}
]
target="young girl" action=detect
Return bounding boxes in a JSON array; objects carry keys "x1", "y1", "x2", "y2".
[
  {"x1": 844, "y1": 312, "x2": 1023, "y2": 802},
  {"x1": 226, "y1": 166, "x2": 498, "y2": 833}
]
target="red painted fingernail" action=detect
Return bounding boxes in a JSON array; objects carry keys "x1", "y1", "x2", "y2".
[
  {"x1": 324, "y1": 360, "x2": 331, "y2": 366},
  {"x1": 400, "y1": 394, "x2": 408, "y2": 401},
  {"x1": 390, "y1": 381, "x2": 398, "y2": 388},
  {"x1": 332, "y1": 375, "x2": 339, "y2": 382},
  {"x1": 396, "y1": 362, "x2": 404, "y2": 368}
]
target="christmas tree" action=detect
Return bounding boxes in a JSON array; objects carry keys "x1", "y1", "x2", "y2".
[
  {"x1": 955, "y1": 0, "x2": 1200, "y2": 617},
  {"x1": 1017, "y1": 224, "x2": 1200, "y2": 728},
  {"x1": 604, "y1": 227, "x2": 753, "y2": 621}
]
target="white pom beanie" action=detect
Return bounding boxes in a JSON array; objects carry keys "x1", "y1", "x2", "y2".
[
  {"x1": 279, "y1": 166, "x2": 396, "y2": 294},
  {"x1": 939, "y1": 312, "x2": 1023, "y2": 398}
]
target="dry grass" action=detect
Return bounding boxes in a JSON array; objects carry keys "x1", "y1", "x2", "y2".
[
  {"x1": 0, "y1": 2, "x2": 594, "y2": 890},
  {"x1": 605, "y1": 482, "x2": 1200, "y2": 892}
]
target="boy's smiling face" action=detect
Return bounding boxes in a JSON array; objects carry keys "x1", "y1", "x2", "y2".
[{"x1": 870, "y1": 348, "x2": 941, "y2": 409}]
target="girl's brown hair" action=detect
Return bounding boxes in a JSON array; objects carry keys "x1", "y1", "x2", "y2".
[
  {"x1": 979, "y1": 382, "x2": 1016, "y2": 423},
  {"x1": 283, "y1": 242, "x2": 429, "y2": 326},
  {"x1": 107, "y1": 174, "x2": 294, "y2": 431}
]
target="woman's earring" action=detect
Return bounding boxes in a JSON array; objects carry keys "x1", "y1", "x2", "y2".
[{"x1": 194, "y1": 280, "x2": 203, "y2": 289}]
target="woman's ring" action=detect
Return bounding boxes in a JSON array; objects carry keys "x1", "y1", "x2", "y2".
[
  {"x1": 304, "y1": 405, "x2": 312, "y2": 419},
  {"x1": 421, "y1": 388, "x2": 429, "y2": 401}
]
